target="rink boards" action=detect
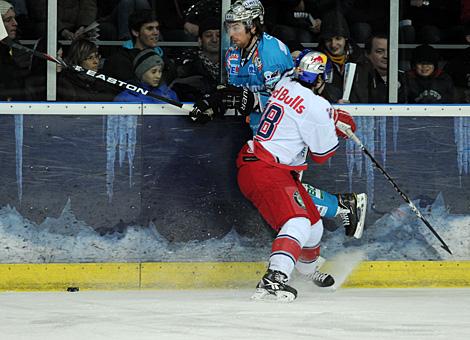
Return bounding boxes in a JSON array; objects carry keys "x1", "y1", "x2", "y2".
[
  {"x1": 0, "y1": 261, "x2": 470, "y2": 291},
  {"x1": 1, "y1": 103, "x2": 470, "y2": 291}
]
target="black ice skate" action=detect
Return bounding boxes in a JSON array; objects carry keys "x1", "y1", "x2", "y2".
[
  {"x1": 307, "y1": 270, "x2": 335, "y2": 288},
  {"x1": 336, "y1": 193, "x2": 367, "y2": 239},
  {"x1": 251, "y1": 269, "x2": 297, "y2": 302}
]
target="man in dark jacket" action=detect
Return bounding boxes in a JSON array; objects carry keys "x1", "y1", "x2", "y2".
[
  {"x1": 171, "y1": 16, "x2": 220, "y2": 101},
  {"x1": 364, "y1": 33, "x2": 407, "y2": 103}
]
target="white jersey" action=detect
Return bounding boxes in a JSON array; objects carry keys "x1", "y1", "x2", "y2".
[{"x1": 254, "y1": 76, "x2": 339, "y2": 166}]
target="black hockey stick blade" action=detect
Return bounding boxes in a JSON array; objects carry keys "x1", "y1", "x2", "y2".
[
  {"x1": 2, "y1": 38, "x2": 184, "y2": 108},
  {"x1": 336, "y1": 121, "x2": 453, "y2": 255}
]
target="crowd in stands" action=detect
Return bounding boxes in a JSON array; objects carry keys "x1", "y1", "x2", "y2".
[{"x1": 2, "y1": 0, "x2": 470, "y2": 104}]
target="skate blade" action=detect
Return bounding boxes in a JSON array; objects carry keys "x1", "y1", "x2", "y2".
[
  {"x1": 251, "y1": 288, "x2": 296, "y2": 302},
  {"x1": 353, "y1": 193, "x2": 368, "y2": 239}
]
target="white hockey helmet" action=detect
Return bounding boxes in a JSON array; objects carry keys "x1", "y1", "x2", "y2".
[
  {"x1": 224, "y1": 0, "x2": 264, "y2": 27},
  {"x1": 294, "y1": 49, "x2": 332, "y2": 84}
]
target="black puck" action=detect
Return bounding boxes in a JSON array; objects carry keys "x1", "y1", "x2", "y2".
[{"x1": 67, "y1": 287, "x2": 80, "y2": 292}]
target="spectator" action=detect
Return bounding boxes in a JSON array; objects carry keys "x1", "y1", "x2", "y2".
[
  {"x1": 103, "y1": 9, "x2": 165, "y2": 83},
  {"x1": 405, "y1": 44, "x2": 454, "y2": 103},
  {"x1": 364, "y1": 33, "x2": 407, "y2": 103},
  {"x1": 25, "y1": 0, "x2": 98, "y2": 40},
  {"x1": 317, "y1": 10, "x2": 369, "y2": 103},
  {"x1": 171, "y1": 16, "x2": 220, "y2": 101},
  {"x1": 0, "y1": 0, "x2": 24, "y2": 100},
  {"x1": 98, "y1": 0, "x2": 151, "y2": 41},
  {"x1": 114, "y1": 49, "x2": 179, "y2": 103},
  {"x1": 57, "y1": 39, "x2": 114, "y2": 101},
  {"x1": 445, "y1": 24, "x2": 470, "y2": 103}
]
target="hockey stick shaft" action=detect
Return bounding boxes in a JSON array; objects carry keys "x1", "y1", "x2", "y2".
[
  {"x1": 2, "y1": 38, "x2": 184, "y2": 108},
  {"x1": 336, "y1": 121, "x2": 452, "y2": 255}
]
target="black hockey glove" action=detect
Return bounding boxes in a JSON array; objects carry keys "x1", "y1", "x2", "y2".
[
  {"x1": 217, "y1": 85, "x2": 256, "y2": 116},
  {"x1": 189, "y1": 92, "x2": 225, "y2": 123}
]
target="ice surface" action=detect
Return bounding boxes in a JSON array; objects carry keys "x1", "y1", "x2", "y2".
[{"x1": 0, "y1": 288, "x2": 469, "y2": 340}]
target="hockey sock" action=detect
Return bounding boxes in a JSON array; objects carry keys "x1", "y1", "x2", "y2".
[
  {"x1": 303, "y1": 183, "x2": 339, "y2": 218},
  {"x1": 295, "y1": 219, "x2": 324, "y2": 275},
  {"x1": 269, "y1": 217, "x2": 312, "y2": 279}
]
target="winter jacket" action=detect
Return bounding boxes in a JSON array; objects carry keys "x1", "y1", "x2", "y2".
[
  {"x1": 405, "y1": 69, "x2": 455, "y2": 104},
  {"x1": 171, "y1": 51, "x2": 219, "y2": 101},
  {"x1": 57, "y1": 69, "x2": 115, "y2": 102},
  {"x1": 114, "y1": 82, "x2": 179, "y2": 104},
  {"x1": 0, "y1": 44, "x2": 25, "y2": 100},
  {"x1": 318, "y1": 41, "x2": 369, "y2": 103},
  {"x1": 364, "y1": 68, "x2": 408, "y2": 104}
]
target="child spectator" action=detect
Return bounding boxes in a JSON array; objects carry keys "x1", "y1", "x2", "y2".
[
  {"x1": 114, "y1": 49, "x2": 179, "y2": 103},
  {"x1": 405, "y1": 44, "x2": 454, "y2": 103}
]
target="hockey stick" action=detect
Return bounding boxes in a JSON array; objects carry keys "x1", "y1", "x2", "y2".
[
  {"x1": 336, "y1": 120, "x2": 452, "y2": 255},
  {"x1": 1, "y1": 38, "x2": 184, "y2": 108},
  {"x1": 342, "y1": 63, "x2": 356, "y2": 102},
  {"x1": 0, "y1": 16, "x2": 7, "y2": 40}
]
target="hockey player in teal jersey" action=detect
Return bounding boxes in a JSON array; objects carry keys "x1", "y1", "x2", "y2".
[{"x1": 190, "y1": 0, "x2": 367, "y2": 239}]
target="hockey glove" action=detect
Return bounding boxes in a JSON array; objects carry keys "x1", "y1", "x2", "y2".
[
  {"x1": 332, "y1": 108, "x2": 356, "y2": 139},
  {"x1": 217, "y1": 85, "x2": 256, "y2": 116},
  {"x1": 189, "y1": 92, "x2": 225, "y2": 123}
]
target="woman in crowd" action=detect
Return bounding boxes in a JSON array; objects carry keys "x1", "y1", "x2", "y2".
[{"x1": 57, "y1": 38, "x2": 114, "y2": 101}]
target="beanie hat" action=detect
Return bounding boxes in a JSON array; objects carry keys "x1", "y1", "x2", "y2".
[
  {"x1": 319, "y1": 11, "x2": 350, "y2": 40},
  {"x1": 0, "y1": 0, "x2": 13, "y2": 16},
  {"x1": 411, "y1": 44, "x2": 439, "y2": 69},
  {"x1": 133, "y1": 49, "x2": 164, "y2": 80},
  {"x1": 198, "y1": 16, "x2": 221, "y2": 37}
]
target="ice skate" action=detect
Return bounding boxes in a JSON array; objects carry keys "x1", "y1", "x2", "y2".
[
  {"x1": 306, "y1": 269, "x2": 335, "y2": 288},
  {"x1": 336, "y1": 193, "x2": 367, "y2": 239},
  {"x1": 251, "y1": 269, "x2": 297, "y2": 302}
]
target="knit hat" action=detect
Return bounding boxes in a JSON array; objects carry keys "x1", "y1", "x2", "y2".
[
  {"x1": 198, "y1": 16, "x2": 221, "y2": 37},
  {"x1": 411, "y1": 44, "x2": 439, "y2": 69},
  {"x1": 0, "y1": 0, "x2": 13, "y2": 16},
  {"x1": 319, "y1": 11, "x2": 350, "y2": 40},
  {"x1": 133, "y1": 49, "x2": 164, "y2": 80}
]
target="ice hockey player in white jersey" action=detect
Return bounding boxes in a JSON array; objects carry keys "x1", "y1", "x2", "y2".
[{"x1": 236, "y1": 50, "x2": 358, "y2": 301}]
